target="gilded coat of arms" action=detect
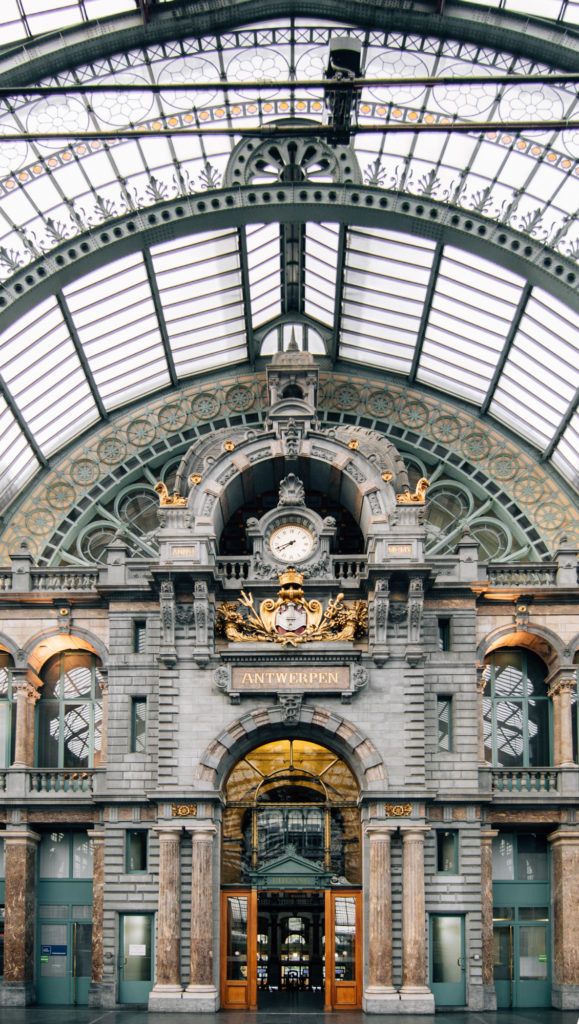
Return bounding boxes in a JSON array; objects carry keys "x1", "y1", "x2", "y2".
[{"x1": 216, "y1": 569, "x2": 367, "y2": 648}]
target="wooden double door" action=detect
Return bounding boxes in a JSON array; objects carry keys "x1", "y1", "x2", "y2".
[{"x1": 221, "y1": 888, "x2": 362, "y2": 1010}]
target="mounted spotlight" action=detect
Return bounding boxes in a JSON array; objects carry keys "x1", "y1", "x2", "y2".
[{"x1": 324, "y1": 37, "x2": 363, "y2": 145}]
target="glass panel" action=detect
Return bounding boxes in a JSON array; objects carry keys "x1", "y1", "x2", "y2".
[
  {"x1": 39, "y1": 833, "x2": 69, "y2": 879},
  {"x1": 437, "y1": 831, "x2": 457, "y2": 873},
  {"x1": 492, "y1": 834, "x2": 515, "y2": 880},
  {"x1": 437, "y1": 697, "x2": 451, "y2": 751},
  {"x1": 37, "y1": 699, "x2": 61, "y2": 767},
  {"x1": 38, "y1": 905, "x2": 68, "y2": 919},
  {"x1": 519, "y1": 907, "x2": 548, "y2": 921},
  {"x1": 227, "y1": 896, "x2": 248, "y2": 980},
  {"x1": 432, "y1": 916, "x2": 462, "y2": 983},
  {"x1": 519, "y1": 926, "x2": 548, "y2": 980},
  {"x1": 74, "y1": 921, "x2": 92, "y2": 977},
  {"x1": 72, "y1": 905, "x2": 92, "y2": 919},
  {"x1": 493, "y1": 907, "x2": 514, "y2": 921},
  {"x1": 62, "y1": 653, "x2": 93, "y2": 698},
  {"x1": 127, "y1": 831, "x2": 148, "y2": 873},
  {"x1": 517, "y1": 835, "x2": 548, "y2": 881},
  {"x1": 40, "y1": 923, "x2": 68, "y2": 978},
  {"x1": 334, "y1": 897, "x2": 356, "y2": 982},
  {"x1": 493, "y1": 652, "x2": 524, "y2": 697},
  {"x1": 0, "y1": 838, "x2": 4, "y2": 878},
  {"x1": 0, "y1": 705, "x2": 9, "y2": 768},
  {"x1": 528, "y1": 699, "x2": 550, "y2": 767},
  {"x1": 72, "y1": 833, "x2": 93, "y2": 878},
  {"x1": 493, "y1": 927, "x2": 512, "y2": 981},
  {"x1": 62, "y1": 704, "x2": 91, "y2": 768},
  {"x1": 132, "y1": 698, "x2": 147, "y2": 753},
  {"x1": 122, "y1": 915, "x2": 152, "y2": 982}
]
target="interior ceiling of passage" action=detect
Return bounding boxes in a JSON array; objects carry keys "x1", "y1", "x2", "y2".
[{"x1": 0, "y1": 4, "x2": 577, "y2": 515}]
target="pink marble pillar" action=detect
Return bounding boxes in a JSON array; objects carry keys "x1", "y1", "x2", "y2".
[
  {"x1": 548, "y1": 828, "x2": 579, "y2": 1007},
  {"x1": 480, "y1": 829, "x2": 499, "y2": 1007},
  {"x1": 87, "y1": 829, "x2": 105, "y2": 990},
  {"x1": 3, "y1": 829, "x2": 40, "y2": 998},
  {"x1": 400, "y1": 825, "x2": 434, "y2": 1010},
  {"x1": 151, "y1": 827, "x2": 183, "y2": 997},
  {"x1": 363, "y1": 824, "x2": 398, "y2": 1011},
  {"x1": 183, "y1": 823, "x2": 219, "y2": 1010}
]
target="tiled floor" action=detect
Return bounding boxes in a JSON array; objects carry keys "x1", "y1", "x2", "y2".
[{"x1": 0, "y1": 1009, "x2": 577, "y2": 1024}]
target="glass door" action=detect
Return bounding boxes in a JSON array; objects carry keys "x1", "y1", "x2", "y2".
[
  {"x1": 493, "y1": 905, "x2": 550, "y2": 1007},
  {"x1": 37, "y1": 910, "x2": 92, "y2": 1004},
  {"x1": 220, "y1": 890, "x2": 257, "y2": 1009},
  {"x1": 325, "y1": 890, "x2": 362, "y2": 1009},
  {"x1": 118, "y1": 913, "x2": 153, "y2": 1004},
  {"x1": 430, "y1": 915, "x2": 466, "y2": 1006}
]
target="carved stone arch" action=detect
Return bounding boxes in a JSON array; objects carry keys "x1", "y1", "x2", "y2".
[
  {"x1": 564, "y1": 632, "x2": 579, "y2": 662},
  {"x1": 195, "y1": 703, "x2": 386, "y2": 793},
  {"x1": 0, "y1": 632, "x2": 25, "y2": 665},
  {"x1": 23, "y1": 627, "x2": 109, "y2": 676},
  {"x1": 476, "y1": 623, "x2": 566, "y2": 672},
  {"x1": 183, "y1": 432, "x2": 401, "y2": 547}
]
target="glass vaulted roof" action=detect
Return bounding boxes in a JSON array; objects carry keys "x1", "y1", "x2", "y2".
[{"x1": 0, "y1": 2, "x2": 577, "y2": 512}]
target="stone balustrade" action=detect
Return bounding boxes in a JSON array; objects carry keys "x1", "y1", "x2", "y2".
[
  {"x1": 29, "y1": 769, "x2": 96, "y2": 793},
  {"x1": 492, "y1": 768, "x2": 559, "y2": 793},
  {"x1": 486, "y1": 563, "x2": 557, "y2": 587},
  {"x1": 31, "y1": 569, "x2": 99, "y2": 592}
]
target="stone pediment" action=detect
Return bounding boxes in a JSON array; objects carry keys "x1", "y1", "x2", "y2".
[{"x1": 250, "y1": 846, "x2": 334, "y2": 889}]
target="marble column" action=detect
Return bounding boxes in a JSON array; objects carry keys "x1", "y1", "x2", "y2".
[
  {"x1": 548, "y1": 670, "x2": 576, "y2": 767},
  {"x1": 399, "y1": 825, "x2": 434, "y2": 1012},
  {"x1": 548, "y1": 828, "x2": 579, "y2": 1008},
  {"x1": 149, "y1": 826, "x2": 183, "y2": 1007},
  {"x1": 363, "y1": 824, "x2": 398, "y2": 1011},
  {"x1": 12, "y1": 676, "x2": 40, "y2": 768},
  {"x1": 183, "y1": 823, "x2": 219, "y2": 1011},
  {"x1": 87, "y1": 829, "x2": 105, "y2": 1006},
  {"x1": 480, "y1": 829, "x2": 499, "y2": 1010},
  {"x1": 3, "y1": 829, "x2": 40, "y2": 1004}
]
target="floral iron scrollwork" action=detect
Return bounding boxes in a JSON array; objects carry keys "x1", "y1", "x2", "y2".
[{"x1": 216, "y1": 568, "x2": 368, "y2": 648}]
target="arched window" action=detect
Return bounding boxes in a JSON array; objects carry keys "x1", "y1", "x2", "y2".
[
  {"x1": 572, "y1": 652, "x2": 578, "y2": 764},
  {"x1": 36, "y1": 651, "x2": 103, "y2": 769},
  {"x1": 483, "y1": 649, "x2": 550, "y2": 767},
  {"x1": 0, "y1": 651, "x2": 14, "y2": 768}
]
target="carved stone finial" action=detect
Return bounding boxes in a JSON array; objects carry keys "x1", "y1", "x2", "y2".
[
  {"x1": 287, "y1": 328, "x2": 299, "y2": 352},
  {"x1": 278, "y1": 473, "x2": 306, "y2": 507}
]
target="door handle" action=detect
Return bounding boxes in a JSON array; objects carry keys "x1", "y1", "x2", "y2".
[{"x1": 457, "y1": 957, "x2": 465, "y2": 969}]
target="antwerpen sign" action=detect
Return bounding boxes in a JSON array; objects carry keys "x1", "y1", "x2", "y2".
[{"x1": 233, "y1": 665, "x2": 349, "y2": 690}]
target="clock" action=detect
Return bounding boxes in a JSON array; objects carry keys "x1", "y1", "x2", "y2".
[{"x1": 269, "y1": 524, "x2": 315, "y2": 563}]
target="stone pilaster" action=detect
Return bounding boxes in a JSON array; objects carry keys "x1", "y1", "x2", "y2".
[
  {"x1": 547, "y1": 669, "x2": 576, "y2": 767},
  {"x1": 1, "y1": 830, "x2": 40, "y2": 1005},
  {"x1": 399, "y1": 825, "x2": 434, "y2": 1012},
  {"x1": 548, "y1": 828, "x2": 579, "y2": 1008},
  {"x1": 363, "y1": 824, "x2": 398, "y2": 1011},
  {"x1": 149, "y1": 826, "x2": 183, "y2": 1008},
  {"x1": 183, "y1": 823, "x2": 219, "y2": 1010},
  {"x1": 480, "y1": 829, "x2": 499, "y2": 1010},
  {"x1": 87, "y1": 829, "x2": 105, "y2": 1007},
  {"x1": 12, "y1": 675, "x2": 40, "y2": 769}
]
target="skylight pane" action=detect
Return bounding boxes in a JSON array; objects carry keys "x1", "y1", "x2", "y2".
[
  {"x1": 418, "y1": 247, "x2": 525, "y2": 404},
  {"x1": 63, "y1": 253, "x2": 170, "y2": 409},
  {"x1": 151, "y1": 229, "x2": 246, "y2": 376},
  {"x1": 245, "y1": 223, "x2": 281, "y2": 328},
  {"x1": 340, "y1": 227, "x2": 435, "y2": 371},
  {"x1": 305, "y1": 223, "x2": 340, "y2": 326},
  {"x1": 0, "y1": 396, "x2": 39, "y2": 513}
]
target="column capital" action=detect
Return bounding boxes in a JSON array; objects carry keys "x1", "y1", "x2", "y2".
[
  {"x1": 153, "y1": 825, "x2": 183, "y2": 839},
  {"x1": 2, "y1": 829, "x2": 41, "y2": 844},
  {"x1": 184, "y1": 822, "x2": 217, "y2": 841},
  {"x1": 364, "y1": 822, "x2": 398, "y2": 838},
  {"x1": 547, "y1": 828, "x2": 579, "y2": 846},
  {"x1": 480, "y1": 829, "x2": 499, "y2": 845},
  {"x1": 87, "y1": 829, "x2": 106, "y2": 843},
  {"x1": 399, "y1": 824, "x2": 431, "y2": 838}
]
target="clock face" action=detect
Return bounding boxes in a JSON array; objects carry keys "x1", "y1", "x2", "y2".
[{"x1": 269, "y1": 524, "x2": 315, "y2": 563}]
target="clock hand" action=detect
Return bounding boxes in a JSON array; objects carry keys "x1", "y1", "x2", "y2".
[{"x1": 277, "y1": 538, "x2": 296, "y2": 551}]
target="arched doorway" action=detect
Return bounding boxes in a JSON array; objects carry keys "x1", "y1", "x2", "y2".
[{"x1": 220, "y1": 738, "x2": 362, "y2": 1010}]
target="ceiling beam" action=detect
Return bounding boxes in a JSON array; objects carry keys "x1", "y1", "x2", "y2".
[
  {"x1": 237, "y1": 226, "x2": 256, "y2": 366},
  {"x1": 0, "y1": 376, "x2": 48, "y2": 469},
  {"x1": 409, "y1": 239, "x2": 443, "y2": 384},
  {"x1": 542, "y1": 386, "x2": 579, "y2": 460},
  {"x1": 480, "y1": 281, "x2": 532, "y2": 416},
  {"x1": 328, "y1": 224, "x2": 348, "y2": 366},
  {"x1": 141, "y1": 247, "x2": 179, "y2": 388},
  {"x1": 56, "y1": 293, "x2": 109, "y2": 420}
]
